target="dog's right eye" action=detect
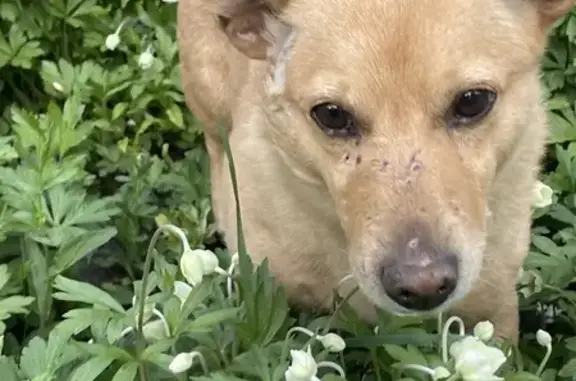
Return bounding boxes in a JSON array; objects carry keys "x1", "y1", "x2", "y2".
[{"x1": 310, "y1": 103, "x2": 358, "y2": 137}]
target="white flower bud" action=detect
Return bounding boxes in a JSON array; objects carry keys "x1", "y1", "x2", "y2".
[
  {"x1": 532, "y1": 181, "x2": 553, "y2": 209},
  {"x1": 284, "y1": 346, "x2": 318, "y2": 381},
  {"x1": 536, "y1": 329, "x2": 552, "y2": 347},
  {"x1": 138, "y1": 46, "x2": 154, "y2": 69},
  {"x1": 433, "y1": 366, "x2": 451, "y2": 380},
  {"x1": 473, "y1": 320, "x2": 494, "y2": 342},
  {"x1": 180, "y1": 248, "x2": 204, "y2": 286},
  {"x1": 169, "y1": 352, "x2": 194, "y2": 374},
  {"x1": 197, "y1": 249, "x2": 219, "y2": 274},
  {"x1": 317, "y1": 333, "x2": 346, "y2": 352},
  {"x1": 52, "y1": 82, "x2": 63, "y2": 92},
  {"x1": 105, "y1": 33, "x2": 120, "y2": 51},
  {"x1": 173, "y1": 280, "x2": 193, "y2": 306},
  {"x1": 142, "y1": 320, "x2": 168, "y2": 342}
]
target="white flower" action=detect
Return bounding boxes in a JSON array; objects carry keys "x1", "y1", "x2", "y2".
[
  {"x1": 173, "y1": 280, "x2": 193, "y2": 306},
  {"x1": 473, "y1": 321, "x2": 494, "y2": 342},
  {"x1": 162, "y1": 0, "x2": 178, "y2": 2},
  {"x1": 142, "y1": 320, "x2": 168, "y2": 341},
  {"x1": 138, "y1": 46, "x2": 155, "y2": 69},
  {"x1": 285, "y1": 346, "x2": 319, "y2": 381},
  {"x1": 450, "y1": 336, "x2": 507, "y2": 381},
  {"x1": 317, "y1": 333, "x2": 346, "y2": 352},
  {"x1": 52, "y1": 82, "x2": 63, "y2": 92},
  {"x1": 180, "y1": 248, "x2": 220, "y2": 286},
  {"x1": 536, "y1": 329, "x2": 552, "y2": 347},
  {"x1": 169, "y1": 352, "x2": 194, "y2": 373},
  {"x1": 532, "y1": 180, "x2": 553, "y2": 209}
]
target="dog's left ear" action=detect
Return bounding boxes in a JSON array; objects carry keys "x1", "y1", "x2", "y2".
[
  {"x1": 532, "y1": 0, "x2": 576, "y2": 28},
  {"x1": 216, "y1": 0, "x2": 291, "y2": 60}
]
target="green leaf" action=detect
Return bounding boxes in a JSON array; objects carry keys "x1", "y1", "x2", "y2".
[
  {"x1": 23, "y1": 238, "x2": 52, "y2": 327},
  {"x1": 57, "y1": 307, "x2": 117, "y2": 337},
  {"x1": 0, "y1": 295, "x2": 35, "y2": 320},
  {"x1": 504, "y1": 371, "x2": 542, "y2": 381},
  {"x1": 180, "y1": 307, "x2": 240, "y2": 334},
  {"x1": 384, "y1": 344, "x2": 428, "y2": 367},
  {"x1": 19, "y1": 335, "x2": 49, "y2": 378},
  {"x1": 77, "y1": 342, "x2": 133, "y2": 362},
  {"x1": 68, "y1": 356, "x2": 115, "y2": 381},
  {"x1": 177, "y1": 279, "x2": 213, "y2": 322},
  {"x1": 0, "y1": 265, "x2": 10, "y2": 294},
  {"x1": 0, "y1": 356, "x2": 20, "y2": 381},
  {"x1": 50, "y1": 227, "x2": 117, "y2": 275},
  {"x1": 166, "y1": 104, "x2": 184, "y2": 128},
  {"x1": 558, "y1": 358, "x2": 576, "y2": 377},
  {"x1": 52, "y1": 276, "x2": 125, "y2": 313},
  {"x1": 110, "y1": 362, "x2": 139, "y2": 381}
]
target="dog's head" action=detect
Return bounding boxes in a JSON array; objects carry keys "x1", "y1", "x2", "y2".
[{"x1": 216, "y1": 0, "x2": 574, "y2": 314}]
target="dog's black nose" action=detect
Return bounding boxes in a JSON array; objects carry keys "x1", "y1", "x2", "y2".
[
  {"x1": 381, "y1": 255, "x2": 458, "y2": 310},
  {"x1": 380, "y1": 223, "x2": 459, "y2": 311}
]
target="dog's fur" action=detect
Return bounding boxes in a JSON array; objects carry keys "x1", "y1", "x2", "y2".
[{"x1": 177, "y1": 0, "x2": 575, "y2": 342}]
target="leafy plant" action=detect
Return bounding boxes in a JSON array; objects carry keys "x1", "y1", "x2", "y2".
[{"x1": 0, "y1": 0, "x2": 575, "y2": 380}]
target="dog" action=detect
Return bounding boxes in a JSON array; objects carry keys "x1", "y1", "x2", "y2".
[{"x1": 176, "y1": 0, "x2": 575, "y2": 343}]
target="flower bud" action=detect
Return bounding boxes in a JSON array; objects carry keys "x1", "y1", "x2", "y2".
[
  {"x1": 473, "y1": 320, "x2": 494, "y2": 342},
  {"x1": 433, "y1": 366, "x2": 451, "y2": 380},
  {"x1": 173, "y1": 280, "x2": 193, "y2": 306},
  {"x1": 105, "y1": 33, "x2": 120, "y2": 51},
  {"x1": 318, "y1": 333, "x2": 346, "y2": 352},
  {"x1": 197, "y1": 249, "x2": 219, "y2": 274},
  {"x1": 138, "y1": 46, "x2": 154, "y2": 69},
  {"x1": 142, "y1": 320, "x2": 168, "y2": 342},
  {"x1": 169, "y1": 352, "x2": 194, "y2": 374},
  {"x1": 180, "y1": 248, "x2": 204, "y2": 286},
  {"x1": 536, "y1": 329, "x2": 552, "y2": 347},
  {"x1": 532, "y1": 181, "x2": 553, "y2": 209}
]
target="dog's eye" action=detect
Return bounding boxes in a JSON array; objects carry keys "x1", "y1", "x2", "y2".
[
  {"x1": 450, "y1": 89, "x2": 497, "y2": 126},
  {"x1": 310, "y1": 103, "x2": 358, "y2": 137}
]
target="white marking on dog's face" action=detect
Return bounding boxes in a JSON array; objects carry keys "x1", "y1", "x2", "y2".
[{"x1": 266, "y1": 21, "x2": 298, "y2": 96}]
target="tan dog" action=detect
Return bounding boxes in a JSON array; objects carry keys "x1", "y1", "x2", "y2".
[{"x1": 177, "y1": 0, "x2": 575, "y2": 342}]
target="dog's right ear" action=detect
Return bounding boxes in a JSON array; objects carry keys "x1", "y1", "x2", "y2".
[
  {"x1": 532, "y1": 0, "x2": 576, "y2": 29},
  {"x1": 216, "y1": 0, "x2": 289, "y2": 60}
]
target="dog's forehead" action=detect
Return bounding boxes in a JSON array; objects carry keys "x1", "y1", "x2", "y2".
[{"x1": 285, "y1": 0, "x2": 540, "y2": 110}]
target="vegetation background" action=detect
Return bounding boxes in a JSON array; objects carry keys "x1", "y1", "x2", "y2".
[{"x1": 0, "y1": 0, "x2": 575, "y2": 380}]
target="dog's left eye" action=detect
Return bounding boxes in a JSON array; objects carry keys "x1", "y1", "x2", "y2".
[
  {"x1": 449, "y1": 88, "x2": 497, "y2": 126},
  {"x1": 310, "y1": 103, "x2": 358, "y2": 137}
]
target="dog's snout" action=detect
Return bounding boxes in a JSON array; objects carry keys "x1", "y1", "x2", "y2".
[
  {"x1": 380, "y1": 225, "x2": 459, "y2": 311},
  {"x1": 380, "y1": 255, "x2": 458, "y2": 311}
]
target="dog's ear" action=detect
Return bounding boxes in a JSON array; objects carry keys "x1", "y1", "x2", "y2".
[
  {"x1": 216, "y1": 0, "x2": 290, "y2": 60},
  {"x1": 532, "y1": 0, "x2": 576, "y2": 28}
]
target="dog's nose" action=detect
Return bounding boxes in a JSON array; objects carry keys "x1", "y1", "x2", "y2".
[
  {"x1": 380, "y1": 225, "x2": 459, "y2": 311},
  {"x1": 380, "y1": 254, "x2": 458, "y2": 311}
]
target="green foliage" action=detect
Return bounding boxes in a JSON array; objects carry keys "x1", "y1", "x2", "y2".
[{"x1": 0, "y1": 0, "x2": 575, "y2": 380}]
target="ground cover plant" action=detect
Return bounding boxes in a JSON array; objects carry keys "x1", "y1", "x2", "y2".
[{"x1": 0, "y1": 0, "x2": 575, "y2": 380}]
